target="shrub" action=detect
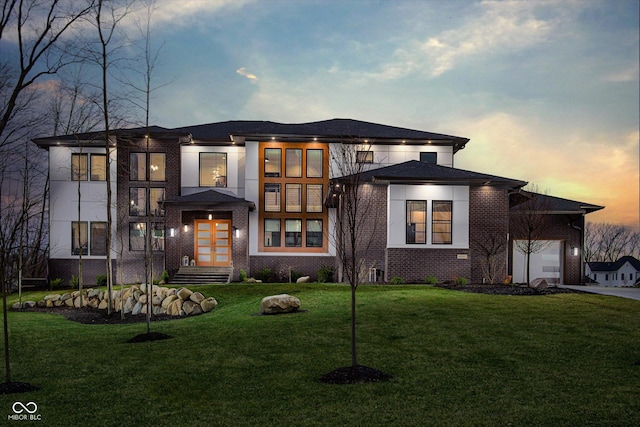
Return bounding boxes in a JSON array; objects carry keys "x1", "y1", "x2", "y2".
[
  {"x1": 49, "y1": 278, "x2": 63, "y2": 290},
  {"x1": 317, "y1": 265, "x2": 335, "y2": 283},
  {"x1": 424, "y1": 275, "x2": 438, "y2": 285},
  {"x1": 96, "y1": 274, "x2": 107, "y2": 287},
  {"x1": 254, "y1": 267, "x2": 276, "y2": 283},
  {"x1": 456, "y1": 277, "x2": 469, "y2": 285},
  {"x1": 69, "y1": 275, "x2": 79, "y2": 288},
  {"x1": 239, "y1": 269, "x2": 248, "y2": 282},
  {"x1": 161, "y1": 270, "x2": 170, "y2": 283},
  {"x1": 390, "y1": 276, "x2": 404, "y2": 285}
]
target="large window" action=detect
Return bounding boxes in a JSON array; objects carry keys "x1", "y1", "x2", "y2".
[
  {"x1": 150, "y1": 188, "x2": 165, "y2": 216},
  {"x1": 260, "y1": 142, "x2": 327, "y2": 251},
  {"x1": 90, "y1": 222, "x2": 108, "y2": 255},
  {"x1": 130, "y1": 152, "x2": 166, "y2": 181},
  {"x1": 71, "y1": 221, "x2": 88, "y2": 255},
  {"x1": 129, "y1": 223, "x2": 146, "y2": 251},
  {"x1": 71, "y1": 154, "x2": 88, "y2": 181},
  {"x1": 406, "y1": 201, "x2": 427, "y2": 244},
  {"x1": 90, "y1": 154, "x2": 106, "y2": 180},
  {"x1": 199, "y1": 153, "x2": 227, "y2": 187},
  {"x1": 432, "y1": 201, "x2": 452, "y2": 244},
  {"x1": 129, "y1": 188, "x2": 147, "y2": 216},
  {"x1": 151, "y1": 223, "x2": 165, "y2": 251}
]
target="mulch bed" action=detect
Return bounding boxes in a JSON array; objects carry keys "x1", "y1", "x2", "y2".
[
  {"x1": 318, "y1": 365, "x2": 393, "y2": 385},
  {"x1": 434, "y1": 283, "x2": 586, "y2": 296},
  {"x1": 14, "y1": 306, "x2": 186, "y2": 325}
]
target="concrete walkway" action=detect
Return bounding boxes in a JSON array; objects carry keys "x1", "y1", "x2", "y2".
[{"x1": 559, "y1": 285, "x2": 640, "y2": 301}]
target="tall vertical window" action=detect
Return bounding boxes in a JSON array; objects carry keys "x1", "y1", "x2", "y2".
[
  {"x1": 264, "y1": 184, "x2": 281, "y2": 212},
  {"x1": 90, "y1": 222, "x2": 107, "y2": 255},
  {"x1": 151, "y1": 223, "x2": 165, "y2": 251},
  {"x1": 130, "y1": 153, "x2": 146, "y2": 181},
  {"x1": 285, "y1": 184, "x2": 302, "y2": 212},
  {"x1": 432, "y1": 201, "x2": 452, "y2": 244},
  {"x1": 199, "y1": 153, "x2": 227, "y2": 187},
  {"x1": 129, "y1": 188, "x2": 147, "y2": 216},
  {"x1": 72, "y1": 221, "x2": 88, "y2": 255},
  {"x1": 90, "y1": 154, "x2": 106, "y2": 180},
  {"x1": 150, "y1": 153, "x2": 166, "y2": 181},
  {"x1": 306, "y1": 184, "x2": 323, "y2": 213},
  {"x1": 306, "y1": 219, "x2": 323, "y2": 247},
  {"x1": 420, "y1": 152, "x2": 437, "y2": 164},
  {"x1": 307, "y1": 149, "x2": 323, "y2": 177},
  {"x1": 285, "y1": 219, "x2": 302, "y2": 247},
  {"x1": 264, "y1": 148, "x2": 281, "y2": 177},
  {"x1": 129, "y1": 223, "x2": 146, "y2": 251},
  {"x1": 406, "y1": 201, "x2": 427, "y2": 244},
  {"x1": 264, "y1": 219, "x2": 281, "y2": 247},
  {"x1": 71, "y1": 154, "x2": 88, "y2": 181},
  {"x1": 150, "y1": 188, "x2": 165, "y2": 216},
  {"x1": 286, "y1": 149, "x2": 302, "y2": 177}
]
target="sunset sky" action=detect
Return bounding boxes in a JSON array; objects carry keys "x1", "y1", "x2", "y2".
[{"x1": 79, "y1": 1, "x2": 640, "y2": 229}]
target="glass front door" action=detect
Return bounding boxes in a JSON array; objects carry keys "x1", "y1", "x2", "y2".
[{"x1": 195, "y1": 219, "x2": 231, "y2": 266}]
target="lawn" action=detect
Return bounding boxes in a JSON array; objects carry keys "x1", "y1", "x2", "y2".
[{"x1": 1, "y1": 284, "x2": 639, "y2": 426}]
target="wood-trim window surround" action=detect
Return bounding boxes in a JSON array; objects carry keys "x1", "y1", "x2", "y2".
[{"x1": 258, "y1": 141, "x2": 329, "y2": 252}]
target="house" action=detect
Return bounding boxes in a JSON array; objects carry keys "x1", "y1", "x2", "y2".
[
  {"x1": 32, "y1": 118, "x2": 603, "y2": 285},
  {"x1": 586, "y1": 256, "x2": 640, "y2": 286}
]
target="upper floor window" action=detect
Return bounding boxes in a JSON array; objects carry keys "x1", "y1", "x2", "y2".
[
  {"x1": 264, "y1": 148, "x2": 281, "y2": 177},
  {"x1": 90, "y1": 154, "x2": 106, "y2": 180},
  {"x1": 432, "y1": 201, "x2": 452, "y2": 244},
  {"x1": 130, "y1": 187, "x2": 165, "y2": 216},
  {"x1": 307, "y1": 149, "x2": 323, "y2": 177},
  {"x1": 71, "y1": 154, "x2": 88, "y2": 181},
  {"x1": 129, "y1": 222, "x2": 146, "y2": 251},
  {"x1": 286, "y1": 149, "x2": 303, "y2": 177},
  {"x1": 406, "y1": 201, "x2": 427, "y2": 244},
  {"x1": 130, "y1": 152, "x2": 166, "y2": 181},
  {"x1": 420, "y1": 152, "x2": 437, "y2": 164},
  {"x1": 200, "y1": 153, "x2": 227, "y2": 187},
  {"x1": 356, "y1": 151, "x2": 373, "y2": 164}
]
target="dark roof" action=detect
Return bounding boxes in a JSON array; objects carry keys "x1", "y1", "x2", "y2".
[
  {"x1": 31, "y1": 126, "x2": 178, "y2": 147},
  {"x1": 163, "y1": 190, "x2": 255, "y2": 209},
  {"x1": 34, "y1": 119, "x2": 469, "y2": 151},
  {"x1": 337, "y1": 160, "x2": 527, "y2": 187},
  {"x1": 587, "y1": 256, "x2": 640, "y2": 272},
  {"x1": 510, "y1": 191, "x2": 604, "y2": 214}
]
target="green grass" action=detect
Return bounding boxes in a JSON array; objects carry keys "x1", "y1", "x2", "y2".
[{"x1": 1, "y1": 284, "x2": 640, "y2": 426}]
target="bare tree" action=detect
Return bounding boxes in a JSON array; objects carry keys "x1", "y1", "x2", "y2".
[
  {"x1": 584, "y1": 222, "x2": 640, "y2": 262},
  {"x1": 510, "y1": 186, "x2": 554, "y2": 286},
  {"x1": 472, "y1": 232, "x2": 507, "y2": 284}
]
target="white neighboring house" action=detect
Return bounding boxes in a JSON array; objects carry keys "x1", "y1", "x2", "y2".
[{"x1": 586, "y1": 256, "x2": 640, "y2": 287}]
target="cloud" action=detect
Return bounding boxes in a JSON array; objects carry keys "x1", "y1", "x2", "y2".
[
  {"x1": 604, "y1": 64, "x2": 640, "y2": 83},
  {"x1": 236, "y1": 67, "x2": 259, "y2": 84}
]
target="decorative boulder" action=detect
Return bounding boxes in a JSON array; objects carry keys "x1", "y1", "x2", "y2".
[
  {"x1": 190, "y1": 292, "x2": 205, "y2": 304},
  {"x1": 296, "y1": 276, "x2": 310, "y2": 283},
  {"x1": 200, "y1": 297, "x2": 218, "y2": 313},
  {"x1": 529, "y1": 278, "x2": 549, "y2": 292},
  {"x1": 177, "y1": 288, "x2": 193, "y2": 301},
  {"x1": 260, "y1": 294, "x2": 301, "y2": 315}
]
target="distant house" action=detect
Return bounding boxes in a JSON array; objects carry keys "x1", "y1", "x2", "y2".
[
  {"x1": 586, "y1": 256, "x2": 640, "y2": 287},
  {"x1": 32, "y1": 118, "x2": 603, "y2": 285}
]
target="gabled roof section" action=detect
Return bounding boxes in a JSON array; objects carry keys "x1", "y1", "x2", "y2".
[
  {"x1": 32, "y1": 126, "x2": 180, "y2": 148},
  {"x1": 337, "y1": 160, "x2": 527, "y2": 188},
  {"x1": 510, "y1": 191, "x2": 604, "y2": 214},
  {"x1": 163, "y1": 189, "x2": 255, "y2": 209},
  {"x1": 587, "y1": 256, "x2": 640, "y2": 272}
]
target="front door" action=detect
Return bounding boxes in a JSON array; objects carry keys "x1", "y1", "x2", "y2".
[{"x1": 195, "y1": 219, "x2": 232, "y2": 266}]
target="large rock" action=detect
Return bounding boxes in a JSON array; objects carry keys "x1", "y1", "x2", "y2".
[
  {"x1": 177, "y1": 288, "x2": 193, "y2": 301},
  {"x1": 200, "y1": 297, "x2": 218, "y2": 313},
  {"x1": 167, "y1": 299, "x2": 183, "y2": 316},
  {"x1": 190, "y1": 292, "x2": 205, "y2": 304},
  {"x1": 161, "y1": 294, "x2": 179, "y2": 309},
  {"x1": 260, "y1": 294, "x2": 301, "y2": 315},
  {"x1": 529, "y1": 278, "x2": 549, "y2": 292},
  {"x1": 183, "y1": 300, "x2": 198, "y2": 315},
  {"x1": 44, "y1": 294, "x2": 60, "y2": 301},
  {"x1": 296, "y1": 276, "x2": 310, "y2": 283}
]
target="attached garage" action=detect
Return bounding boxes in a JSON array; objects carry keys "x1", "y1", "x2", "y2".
[{"x1": 512, "y1": 240, "x2": 563, "y2": 285}]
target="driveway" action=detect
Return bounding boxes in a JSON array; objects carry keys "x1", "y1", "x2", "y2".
[{"x1": 559, "y1": 285, "x2": 640, "y2": 301}]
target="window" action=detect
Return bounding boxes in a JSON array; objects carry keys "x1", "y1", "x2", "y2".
[
  {"x1": 71, "y1": 221, "x2": 88, "y2": 255},
  {"x1": 130, "y1": 153, "x2": 146, "y2": 181},
  {"x1": 285, "y1": 184, "x2": 302, "y2": 212},
  {"x1": 420, "y1": 152, "x2": 437, "y2": 164},
  {"x1": 285, "y1": 219, "x2": 302, "y2": 247},
  {"x1": 432, "y1": 201, "x2": 452, "y2": 244},
  {"x1": 264, "y1": 219, "x2": 281, "y2": 247},
  {"x1": 264, "y1": 148, "x2": 281, "y2": 177},
  {"x1": 406, "y1": 201, "x2": 427, "y2": 244},
  {"x1": 150, "y1": 153, "x2": 166, "y2": 181},
  {"x1": 90, "y1": 154, "x2": 106, "y2": 180},
  {"x1": 306, "y1": 220, "x2": 323, "y2": 247},
  {"x1": 90, "y1": 222, "x2": 107, "y2": 256},
  {"x1": 71, "y1": 154, "x2": 88, "y2": 181},
  {"x1": 129, "y1": 223, "x2": 146, "y2": 251},
  {"x1": 286, "y1": 148, "x2": 302, "y2": 177},
  {"x1": 150, "y1": 188, "x2": 165, "y2": 216},
  {"x1": 130, "y1": 152, "x2": 166, "y2": 181},
  {"x1": 264, "y1": 184, "x2": 281, "y2": 212},
  {"x1": 306, "y1": 184, "x2": 323, "y2": 213},
  {"x1": 151, "y1": 223, "x2": 165, "y2": 251},
  {"x1": 307, "y1": 149, "x2": 323, "y2": 177},
  {"x1": 356, "y1": 151, "x2": 374, "y2": 163},
  {"x1": 200, "y1": 153, "x2": 227, "y2": 187},
  {"x1": 129, "y1": 188, "x2": 147, "y2": 216}
]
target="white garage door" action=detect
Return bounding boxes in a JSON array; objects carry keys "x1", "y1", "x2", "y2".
[{"x1": 513, "y1": 240, "x2": 562, "y2": 285}]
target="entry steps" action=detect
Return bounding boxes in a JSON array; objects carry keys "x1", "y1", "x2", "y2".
[{"x1": 171, "y1": 266, "x2": 233, "y2": 285}]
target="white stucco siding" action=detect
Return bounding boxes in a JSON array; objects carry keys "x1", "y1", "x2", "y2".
[
  {"x1": 387, "y1": 184, "x2": 469, "y2": 249},
  {"x1": 180, "y1": 145, "x2": 246, "y2": 197}
]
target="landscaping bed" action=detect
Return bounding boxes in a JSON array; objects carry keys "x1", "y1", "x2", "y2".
[{"x1": 434, "y1": 283, "x2": 585, "y2": 296}]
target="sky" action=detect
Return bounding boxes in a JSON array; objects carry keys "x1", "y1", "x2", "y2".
[{"x1": 26, "y1": 0, "x2": 640, "y2": 229}]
